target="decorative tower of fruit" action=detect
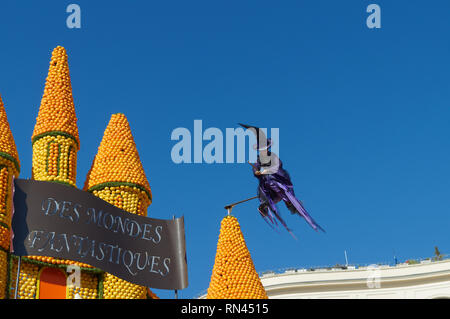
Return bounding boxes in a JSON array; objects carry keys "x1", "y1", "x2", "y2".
[
  {"x1": 0, "y1": 94, "x2": 20, "y2": 299},
  {"x1": 31, "y1": 46, "x2": 79, "y2": 186},
  {"x1": 206, "y1": 215, "x2": 268, "y2": 299},
  {"x1": 10, "y1": 46, "x2": 101, "y2": 299},
  {"x1": 83, "y1": 113, "x2": 155, "y2": 299}
]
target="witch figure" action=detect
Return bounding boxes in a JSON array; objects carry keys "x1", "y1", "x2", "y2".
[{"x1": 239, "y1": 123, "x2": 325, "y2": 237}]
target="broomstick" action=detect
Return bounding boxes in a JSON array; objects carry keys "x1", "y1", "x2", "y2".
[{"x1": 248, "y1": 161, "x2": 262, "y2": 175}]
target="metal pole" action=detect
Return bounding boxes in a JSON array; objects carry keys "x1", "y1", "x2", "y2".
[
  {"x1": 224, "y1": 196, "x2": 258, "y2": 211},
  {"x1": 224, "y1": 196, "x2": 258, "y2": 217},
  {"x1": 344, "y1": 250, "x2": 349, "y2": 266},
  {"x1": 14, "y1": 256, "x2": 21, "y2": 299},
  {"x1": 173, "y1": 215, "x2": 178, "y2": 300}
]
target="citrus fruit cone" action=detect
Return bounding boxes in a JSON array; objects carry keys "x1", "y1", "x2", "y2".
[
  {"x1": 0, "y1": 94, "x2": 20, "y2": 299},
  {"x1": 83, "y1": 113, "x2": 156, "y2": 299},
  {"x1": 207, "y1": 215, "x2": 268, "y2": 299}
]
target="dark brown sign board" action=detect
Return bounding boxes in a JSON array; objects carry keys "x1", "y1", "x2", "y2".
[{"x1": 11, "y1": 179, "x2": 188, "y2": 290}]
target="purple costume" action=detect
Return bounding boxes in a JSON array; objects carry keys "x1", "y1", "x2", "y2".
[{"x1": 252, "y1": 152, "x2": 325, "y2": 234}]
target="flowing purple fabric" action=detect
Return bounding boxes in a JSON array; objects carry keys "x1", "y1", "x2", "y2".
[{"x1": 252, "y1": 152, "x2": 325, "y2": 236}]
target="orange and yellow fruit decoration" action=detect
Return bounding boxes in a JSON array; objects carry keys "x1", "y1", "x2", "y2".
[
  {"x1": 83, "y1": 113, "x2": 154, "y2": 299},
  {"x1": 207, "y1": 215, "x2": 268, "y2": 299},
  {"x1": 1, "y1": 46, "x2": 157, "y2": 299},
  {"x1": 31, "y1": 46, "x2": 79, "y2": 187},
  {"x1": 10, "y1": 45, "x2": 100, "y2": 299},
  {"x1": 0, "y1": 93, "x2": 20, "y2": 299},
  {"x1": 0, "y1": 45, "x2": 268, "y2": 300}
]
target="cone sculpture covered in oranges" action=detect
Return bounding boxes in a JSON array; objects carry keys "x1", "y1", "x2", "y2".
[
  {"x1": 16, "y1": 46, "x2": 100, "y2": 299},
  {"x1": 0, "y1": 95, "x2": 20, "y2": 176},
  {"x1": 83, "y1": 113, "x2": 152, "y2": 207},
  {"x1": 0, "y1": 94, "x2": 20, "y2": 299},
  {"x1": 207, "y1": 215, "x2": 268, "y2": 299},
  {"x1": 31, "y1": 46, "x2": 79, "y2": 187},
  {"x1": 32, "y1": 46, "x2": 80, "y2": 147},
  {"x1": 0, "y1": 46, "x2": 159, "y2": 299},
  {"x1": 83, "y1": 113, "x2": 155, "y2": 299}
]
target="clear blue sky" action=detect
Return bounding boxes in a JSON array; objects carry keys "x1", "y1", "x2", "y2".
[{"x1": 1, "y1": 1, "x2": 449, "y2": 299}]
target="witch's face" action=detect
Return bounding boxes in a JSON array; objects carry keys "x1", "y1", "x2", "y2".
[{"x1": 258, "y1": 149, "x2": 272, "y2": 165}]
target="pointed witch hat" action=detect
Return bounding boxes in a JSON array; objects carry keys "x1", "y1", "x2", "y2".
[{"x1": 238, "y1": 123, "x2": 272, "y2": 151}]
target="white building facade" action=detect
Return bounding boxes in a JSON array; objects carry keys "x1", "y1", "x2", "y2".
[{"x1": 260, "y1": 259, "x2": 450, "y2": 299}]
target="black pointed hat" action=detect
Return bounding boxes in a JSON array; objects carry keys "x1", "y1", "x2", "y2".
[{"x1": 239, "y1": 123, "x2": 272, "y2": 151}]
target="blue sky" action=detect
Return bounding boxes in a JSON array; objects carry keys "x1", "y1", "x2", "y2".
[{"x1": 1, "y1": 1, "x2": 450, "y2": 299}]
